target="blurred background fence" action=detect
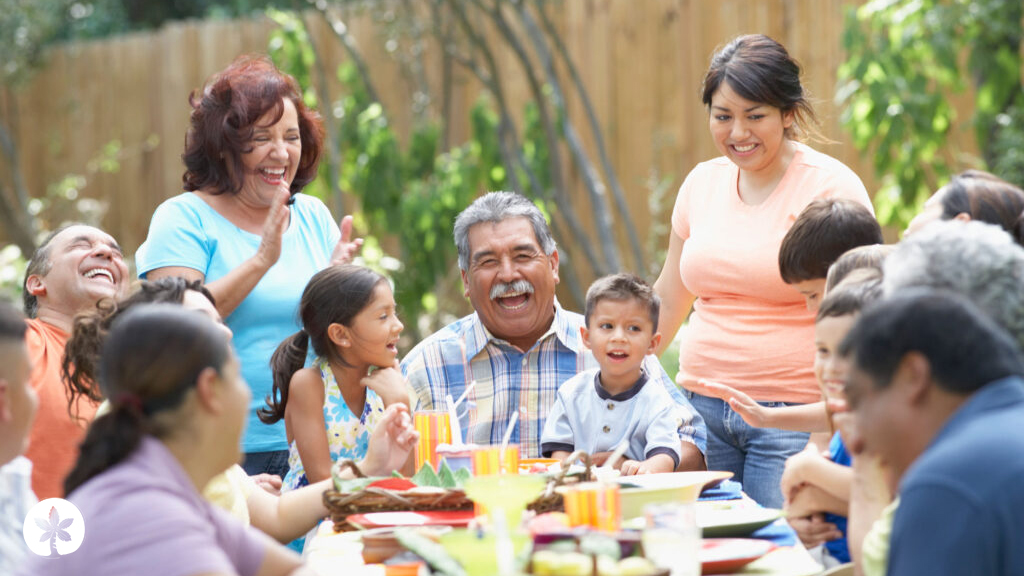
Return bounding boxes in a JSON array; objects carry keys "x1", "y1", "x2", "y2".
[{"x1": 2, "y1": 0, "x2": 888, "y2": 255}]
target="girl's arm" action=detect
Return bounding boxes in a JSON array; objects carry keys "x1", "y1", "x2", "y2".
[
  {"x1": 781, "y1": 444, "x2": 853, "y2": 505},
  {"x1": 696, "y1": 380, "x2": 830, "y2": 432},
  {"x1": 360, "y1": 364, "x2": 412, "y2": 408},
  {"x1": 247, "y1": 479, "x2": 331, "y2": 543},
  {"x1": 653, "y1": 231, "x2": 697, "y2": 355},
  {"x1": 286, "y1": 368, "x2": 334, "y2": 484}
]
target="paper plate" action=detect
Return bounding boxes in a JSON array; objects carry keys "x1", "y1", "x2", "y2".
[
  {"x1": 345, "y1": 510, "x2": 476, "y2": 530},
  {"x1": 700, "y1": 538, "x2": 775, "y2": 574},
  {"x1": 697, "y1": 507, "x2": 783, "y2": 538}
]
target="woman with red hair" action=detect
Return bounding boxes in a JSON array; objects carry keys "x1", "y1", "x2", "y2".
[{"x1": 136, "y1": 54, "x2": 361, "y2": 478}]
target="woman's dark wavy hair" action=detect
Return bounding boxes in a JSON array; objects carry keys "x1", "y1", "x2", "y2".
[
  {"x1": 260, "y1": 265, "x2": 386, "y2": 424},
  {"x1": 63, "y1": 277, "x2": 215, "y2": 418},
  {"x1": 701, "y1": 34, "x2": 820, "y2": 141},
  {"x1": 182, "y1": 53, "x2": 325, "y2": 196},
  {"x1": 937, "y1": 170, "x2": 1024, "y2": 244},
  {"x1": 65, "y1": 304, "x2": 231, "y2": 495}
]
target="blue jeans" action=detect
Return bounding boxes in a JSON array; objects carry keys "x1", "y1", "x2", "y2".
[
  {"x1": 242, "y1": 449, "x2": 290, "y2": 479},
  {"x1": 684, "y1": 391, "x2": 809, "y2": 508}
]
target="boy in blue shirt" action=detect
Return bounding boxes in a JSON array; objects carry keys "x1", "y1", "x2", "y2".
[{"x1": 541, "y1": 273, "x2": 688, "y2": 475}]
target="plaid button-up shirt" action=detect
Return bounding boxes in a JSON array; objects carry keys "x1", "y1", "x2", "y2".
[{"x1": 401, "y1": 303, "x2": 706, "y2": 458}]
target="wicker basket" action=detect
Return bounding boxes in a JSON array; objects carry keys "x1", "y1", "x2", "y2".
[
  {"x1": 322, "y1": 461, "x2": 474, "y2": 532},
  {"x1": 527, "y1": 450, "x2": 597, "y2": 514}
]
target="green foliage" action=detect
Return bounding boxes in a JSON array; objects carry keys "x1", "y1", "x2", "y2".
[
  {"x1": 837, "y1": 0, "x2": 1023, "y2": 228},
  {"x1": 268, "y1": 11, "x2": 555, "y2": 337}
]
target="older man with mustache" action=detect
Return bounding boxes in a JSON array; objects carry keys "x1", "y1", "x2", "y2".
[
  {"x1": 402, "y1": 192, "x2": 706, "y2": 465},
  {"x1": 20, "y1": 224, "x2": 130, "y2": 498}
]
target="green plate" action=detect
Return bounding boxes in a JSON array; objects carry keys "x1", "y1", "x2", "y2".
[{"x1": 697, "y1": 507, "x2": 783, "y2": 538}]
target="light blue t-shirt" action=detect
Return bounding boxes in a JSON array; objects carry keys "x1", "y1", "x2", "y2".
[{"x1": 136, "y1": 192, "x2": 340, "y2": 452}]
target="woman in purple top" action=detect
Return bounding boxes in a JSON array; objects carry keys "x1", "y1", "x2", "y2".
[{"x1": 19, "y1": 305, "x2": 312, "y2": 576}]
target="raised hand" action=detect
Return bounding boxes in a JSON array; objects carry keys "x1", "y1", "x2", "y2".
[
  {"x1": 360, "y1": 404, "x2": 419, "y2": 476},
  {"x1": 330, "y1": 214, "x2": 365, "y2": 265},
  {"x1": 695, "y1": 379, "x2": 770, "y2": 428},
  {"x1": 255, "y1": 185, "x2": 291, "y2": 269}
]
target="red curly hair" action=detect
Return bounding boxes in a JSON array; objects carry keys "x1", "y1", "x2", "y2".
[{"x1": 182, "y1": 54, "x2": 325, "y2": 195}]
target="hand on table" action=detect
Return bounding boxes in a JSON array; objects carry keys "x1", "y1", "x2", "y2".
[
  {"x1": 330, "y1": 215, "x2": 364, "y2": 265},
  {"x1": 361, "y1": 403, "x2": 419, "y2": 476}
]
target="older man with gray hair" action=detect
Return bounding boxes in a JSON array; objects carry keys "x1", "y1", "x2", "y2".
[
  {"x1": 884, "y1": 219, "x2": 1024, "y2": 346},
  {"x1": 402, "y1": 192, "x2": 706, "y2": 466}
]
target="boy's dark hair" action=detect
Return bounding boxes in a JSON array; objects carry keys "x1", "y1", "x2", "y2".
[
  {"x1": 0, "y1": 300, "x2": 26, "y2": 343},
  {"x1": 779, "y1": 199, "x2": 883, "y2": 284},
  {"x1": 840, "y1": 289, "x2": 1024, "y2": 396},
  {"x1": 584, "y1": 273, "x2": 661, "y2": 332},
  {"x1": 816, "y1": 269, "x2": 883, "y2": 322}
]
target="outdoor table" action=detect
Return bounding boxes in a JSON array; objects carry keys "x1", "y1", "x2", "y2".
[{"x1": 303, "y1": 481, "x2": 823, "y2": 576}]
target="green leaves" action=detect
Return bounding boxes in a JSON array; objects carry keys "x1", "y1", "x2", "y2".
[{"x1": 838, "y1": 0, "x2": 1023, "y2": 228}]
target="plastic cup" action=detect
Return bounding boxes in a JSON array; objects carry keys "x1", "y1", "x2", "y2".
[
  {"x1": 414, "y1": 410, "x2": 451, "y2": 472},
  {"x1": 471, "y1": 444, "x2": 520, "y2": 476},
  {"x1": 642, "y1": 502, "x2": 700, "y2": 576},
  {"x1": 563, "y1": 482, "x2": 621, "y2": 532}
]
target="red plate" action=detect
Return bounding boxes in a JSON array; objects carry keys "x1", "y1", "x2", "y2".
[
  {"x1": 346, "y1": 510, "x2": 476, "y2": 529},
  {"x1": 701, "y1": 538, "x2": 775, "y2": 574}
]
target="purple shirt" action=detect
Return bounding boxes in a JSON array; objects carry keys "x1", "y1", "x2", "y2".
[{"x1": 19, "y1": 436, "x2": 267, "y2": 576}]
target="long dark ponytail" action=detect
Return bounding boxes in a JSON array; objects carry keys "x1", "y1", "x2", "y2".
[
  {"x1": 260, "y1": 264, "x2": 386, "y2": 424},
  {"x1": 64, "y1": 304, "x2": 230, "y2": 495}
]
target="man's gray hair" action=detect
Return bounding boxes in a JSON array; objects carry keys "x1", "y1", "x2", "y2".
[
  {"x1": 454, "y1": 191, "x2": 556, "y2": 270},
  {"x1": 884, "y1": 220, "x2": 1024, "y2": 349}
]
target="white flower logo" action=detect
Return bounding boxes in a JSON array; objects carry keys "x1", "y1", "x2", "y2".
[{"x1": 23, "y1": 498, "x2": 85, "y2": 557}]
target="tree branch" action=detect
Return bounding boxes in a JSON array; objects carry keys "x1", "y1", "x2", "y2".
[{"x1": 530, "y1": 0, "x2": 644, "y2": 271}]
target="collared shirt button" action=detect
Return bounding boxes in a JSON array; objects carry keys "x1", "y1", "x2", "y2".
[
  {"x1": 602, "y1": 425, "x2": 611, "y2": 433},
  {"x1": 607, "y1": 403, "x2": 615, "y2": 410}
]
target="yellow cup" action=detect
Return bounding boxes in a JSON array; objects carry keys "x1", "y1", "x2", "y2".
[
  {"x1": 563, "y1": 482, "x2": 621, "y2": 532},
  {"x1": 471, "y1": 444, "x2": 520, "y2": 476},
  {"x1": 414, "y1": 410, "x2": 451, "y2": 472}
]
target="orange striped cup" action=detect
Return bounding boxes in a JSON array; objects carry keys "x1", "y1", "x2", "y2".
[
  {"x1": 563, "y1": 482, "x2": 621, "y2": 532},
  {"x1": 414, "y1": 410, "x2": 452, "y2": 471},
  {"x1": 471, "y1": 445, "x2": 520, "y2": 476}
]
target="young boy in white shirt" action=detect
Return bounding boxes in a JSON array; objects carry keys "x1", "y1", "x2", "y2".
[{"x1": 541, "y1": 273, "x2": 689, "y2": 475}]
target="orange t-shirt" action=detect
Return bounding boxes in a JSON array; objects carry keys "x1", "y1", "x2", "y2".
[
  {"x1": 23, "y1": 319, "x2": 99, "y2": 499},
  {"x1": 671, "y1": 143, "x2": 873, "y2": 403}
]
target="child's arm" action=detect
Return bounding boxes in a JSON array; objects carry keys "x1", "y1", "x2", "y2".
[
  {"x1": 696, "y1": 379, "x2": 830, "y2": 433},
  {"x1": 286, "y1": 368, "x2": 334, "y2": 484},
  {"x1": 847, "y1": 453, "x2": 892, "y2": 573},
  {"x1": 620, "y1": 453, "x2": 675, "y2": 476},
  {"x1": 247, "y1": 478, "x2": 331, "y2": 543},
  {"x1": 786, "y1": 483, "x2": 849, "y2": 518},
  {"x1": 551, "y1": 450, "x2": 572, "y2": 463},
  {"x1": 360, "y1": 362, "x2": 411, "y2": 408},
  {"x1": 781, "y1": 443, "x2": 853, "y2": 505}
]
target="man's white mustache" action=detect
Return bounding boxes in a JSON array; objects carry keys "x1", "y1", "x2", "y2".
[{"x1": 490, "y1": 280, "x2": 535, "y2": 300}]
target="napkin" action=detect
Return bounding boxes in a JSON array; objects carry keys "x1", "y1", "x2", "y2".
[{"x1": 698, "y1": 479, "x2": 743, "y2": 501}]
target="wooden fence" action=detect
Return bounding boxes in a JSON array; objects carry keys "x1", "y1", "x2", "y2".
[{"x1": 4, "y1": 0, "x2": 908, "y2": 278}]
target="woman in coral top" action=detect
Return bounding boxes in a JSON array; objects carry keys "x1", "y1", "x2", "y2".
[{"x1": 653, "y1": 34, "x2": 872, "y2": 507}]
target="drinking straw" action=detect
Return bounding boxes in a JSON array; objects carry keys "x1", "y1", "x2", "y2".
[{"x1": 445, "y1": 394, "x2": 464, "y2": 445}]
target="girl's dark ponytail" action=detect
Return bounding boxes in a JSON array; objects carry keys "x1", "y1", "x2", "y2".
[
  {"x1": 64, "y1": 403, "x2": 144, "y2": 494},
  {"x1": 260, "y1": 329, "x2": 309, "y2": 424}
]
